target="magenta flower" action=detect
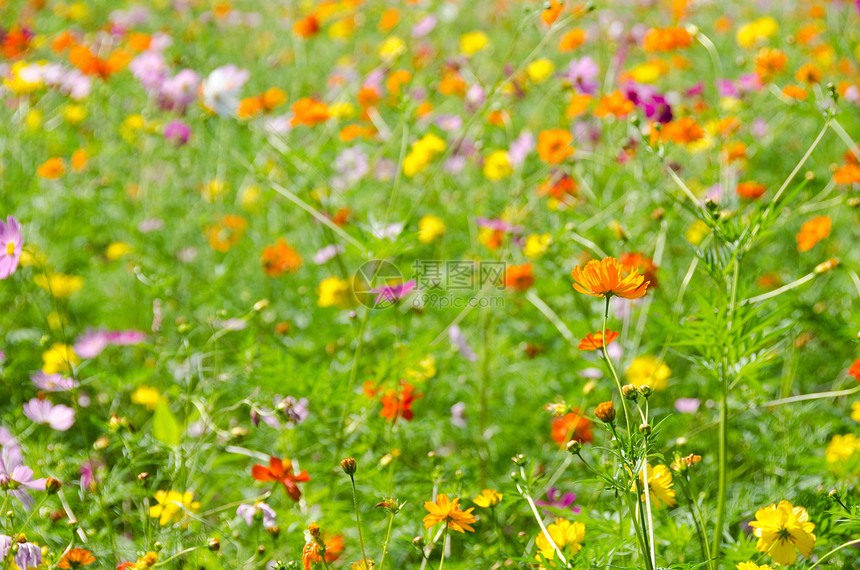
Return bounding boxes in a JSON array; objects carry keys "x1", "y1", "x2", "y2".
[
  {"x1": 674, "y1": 398, "x2": 701, "y2": 414},
  {"x1": 0, "y1": 447, "x2": 46, "y2": 508},
  {"x1": 0, "y1": 216, "x2": 23, "y2": 280},
  {"x1": 23, "y1": 398, "x2": 75, "y2": 431},
  {"x1": 371, "y1": 280, "x2": 416, "y2": 305},
  {"x1": 164, "y1": 120, "x2": 191, "y2": 145},
  {"x1": 535, "y1": 488, "x2": 581, "y2": 515},
  {"x1": 80, "y1": 459, "x2": 103, "y2": 491},
  {"x1": 30, "y1": 371, "x2": 79, "y2": 392}
]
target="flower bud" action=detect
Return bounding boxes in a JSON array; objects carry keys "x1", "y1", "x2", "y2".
[
  {"x1": 594, "y1": 401, "x2": 615, "y2": 423},
  {"x1": 566, "y1": 440, "x2": 582, "y2": 455},
  {"x1": 308, "y1": 523, "x2": 321, "y2": 539},
  {"x1": 814, "y1": 258, "x2": 839, "y2": 274},
  {"x1": 257, "y1": 545, "x2": 266, "y2": 555},
  {"x1": 621, "y1": 384, "x2": 639, "y2": 401},
  {"x1": 207, "y1": 538, "x2": 220, "y2": 552},
  {"x1": 638, "y1": 385, "x2": 653, "y2": 398},
  {"x1": 138, "y1": 472, "x2": 149, "y2": 482},
  {"x1": 639, "y1": 423, "x2": 652, "y2": 435},
  {"x1": 340, "y1": 457, "x2": 357, "y2": 475},
  {"x1": 267, "y1": 525, "x2": 281, "y2": 538},
  {"x1": 511, "y1": 454, "x2": 526, "y2": 466},
  {"x1": 45, "y1": 477, "x2": 62, "y2": 494},
  {"x1": 411, "y1": 536, "x2": 424, "y2": 549}
]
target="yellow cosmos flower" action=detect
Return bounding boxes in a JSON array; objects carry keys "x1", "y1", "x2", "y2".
[
  {"x1": 524, "y1": 234, "x2": 552, "y2": 259},
  {"x1": 639, "y1": 464, "x2": 676, "y2": 508},
  {"x1": 418, "y1": 215, "x2": 446, "y2": 244},
  {"x1": 106, "y1": 242, "x2": 133, "y2": 260},
  {"x1": 737, "y1": 563, "x2": 774, "y2": 570},
  {"x1": 318, "y1": 277, "x2": 355, "y2": 309},
  {"x1": 535, "y1": 518, "x2": 585, "y2": 566},
  {"x1": 149, "y1": 490, "x2": 200, "y2": 526},
  {"x1": 460, "y1": 31, "x2": 489, "y2": 56},
  {"x1": 626, "y1": 355, "x2": 670, "y2": 391},
  {"x1": 527, "y1": 58, "x2": 555, "y2": 84},
  {"x1": 423, "y1": 494, "x2": 476, "y2": 533},
  {"x1": 34, "y1": 273, "x2": 84, "y2": 298},
  {"x1": 736, "y1": 17, "x2": 778, "y2": 48},
  {"x1": 685, "y1": 219, "x2": 710, "y2": 245},
  {"x1": 851, "y1": 402, "x2": 860, "y2": 423},
  {"x1": 483, "y1": 150, "x2": 513, "y2": 180},
  {"x1": 132, "y1": 386, "x2": 162, "y2": 411},
  {"x1": 749, "y1": 501, "x2": 816, "y2": 566},
  {"x1": 42, "y1": 343, "x2": 79, "y2": 374},
  {"x1": 378, "y1": 36, "x2": 405, "y2": 60},
  {"x1": 825, "y1": 434, "x2": 859, "y2": 463},
  {"x1": 472, "y1": 489, "x2": 503, "y2": 508}
]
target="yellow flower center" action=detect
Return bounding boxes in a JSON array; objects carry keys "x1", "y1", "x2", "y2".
[{"x1": 6, "y1": 242, "x2": 13, "y2": 256}]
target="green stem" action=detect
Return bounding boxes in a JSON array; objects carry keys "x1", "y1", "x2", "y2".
[
  {"x1": 377, "y1": 513, "x2": 396, "y2": 570},
  {"x1": 333, "y1": 309, "x2": 371, "y2": 482},
  {"x1": 350, "y1": 475, "x2": 369, "y2": 566},
  {"x1": 640, "y1": 451, "x2": 657, "y2": 569},
  {"x1": 437, "y1": 526, "x2": 449, "y2": 570},
  {"x1": 602, "y1": 297, "x2": 631, "y2": 438},
  {"x1": 806, "y1": 538, "x2": 860, "y2": 569}
]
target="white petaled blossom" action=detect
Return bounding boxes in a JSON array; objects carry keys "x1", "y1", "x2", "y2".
[{"x1": 236, "y1": 502, "x2": 277, "y2": 528}]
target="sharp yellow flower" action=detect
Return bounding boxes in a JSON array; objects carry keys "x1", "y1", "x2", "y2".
[
  {"x1": 472, "y1": 489, "x2": 503, "y2": 508},
  {"x1": 535, "y1": 518, "x2": 585, "y2": 566},
  {"x1": 570, "y1": 257, "x2": 649, "y2": 299},
  {"x1": 749, "y1": 501, "x2": 816, "y2": 566},
  {"x1": 638, "y1": 464, "x2": 676, "y2": 508},
  {"x1": 423, "y1": 494, "x2": 476, "y2": 533}
]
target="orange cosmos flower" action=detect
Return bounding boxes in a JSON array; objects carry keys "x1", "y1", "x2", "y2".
[
  {"x1": 291, "y1": 98, "x2": 330, "y2": 127},
  {"x1": 378, "y1": 8, "x2": 400, "y2": 32},
  {"x1": 251, "y1": 456, "x2": 310, "y2": 502},
  {"x1": 537, "y1": 173, "x2": 578, "y2": 202},
  {"x1": 71, "y1": 149, "x2": 88, "y2": 172},
  {"x1": 571, "y1": 257, "x2": 649, "y2": 300},
  {"x1": 551, "y1": 410, "x2": 593, "y2": 446},
  {"x1": 782, "y1": 85, "x2": 808, "y2": 100},
  {"x1": 302, "y1": 534, "x2": 344, "y2": 570},
  {"x1": 380, "y1": 381, "x2": 423, "y2": 423},
  {"x1": 38, "y1": 157, "x2": 66, "y2": 179},
  {"x1": 566, "y1": 93, "x2": 592, "y2": 118},
  {"x1": 578, "y1": 330, "x2": 619, "y2": 351},
  {"x1": 795, "y1": 63, "x2": 822, "y2": 84},
  {"x1": 594, "y1": 91, "x2": 634, "y2": 118},
  {"x1": 423, "y1": 494, "x2": 476, "y2": 533},
  {"x1": 293, "y1": 14, "x2": 320, "y2": 38},
  {"x1": 795, "y1": 215, "x2": 831, "y2": 252},
  {"x1": 657, "y1": 117, "x2": 705, "y2": 145},
  {"x1": 849, "y1": 360, "x2": 860, "y2": 382},
  {"x1": 834, "y1": 163, "x2": 860, "y2": 184},
  {"x1": 205, "y1": 215, "x2": 247, "y2": 252},
  {"x1": 724, "y1": 141, "x2": 748, "y2": 163},
  {"x1": 642, "y1": 26, "x2": 692, "y2": 52},
  {"x1": 537, "y1": 129, "x2": 574, "y2": 164},
  {"x1": 504, "y1": 263, "x2": 535, "y2": 291},
  {"x1": 736, "y1": 181, "x2": 767, "y2": 200},
  {"x1": 754, "y1": 47, "x2": 787, "y2": 82},
  {"x1": 541, "y1": 0, "x2": 563, "y2": 26},
  {"x1": 559, "y1": 29, "x2": 586, "y2": 52},
  {"x1": 59, "y1": 548, "x2": 96, "y2": 569},
  {"x1": 261, "y1": 238, "x2": 303, "y2": 276}
]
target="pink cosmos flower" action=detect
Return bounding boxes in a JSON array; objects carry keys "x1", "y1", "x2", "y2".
[
  {"x1": 371, "y1": 280, "x2": 416, "y2": 305},
  {"x1": 74, "y1": 328, "x2": 146, "y2": 358},
  {"x1": 0, "y1": 446, "x2": 46, "y2": 508},
  {"x1": 0, "y1": 216, "x2": 23, "y2": 280},
  {"x1": 30, "y1": 371, "x2": 79, "y2": 392},
  {"x1": 22, "y1": 398, "x2": 76, "y2": 431}
]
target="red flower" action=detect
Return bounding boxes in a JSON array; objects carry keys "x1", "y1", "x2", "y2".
[
  {"x1": 380, "y1": 381, "x2": 423, "y2": 423},
  {"x1": 849, "y1": 360, "x2": 860, "y2": 382},
  {"x1": 551, "y1": 411, "x2": 593, "y2": 447},
  {"x1": 251, "y1": 456, "x2": 310, "y2": 502}
]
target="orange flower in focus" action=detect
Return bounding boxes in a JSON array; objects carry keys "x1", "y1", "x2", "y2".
[
  {"x1": 423, "y1": 494, "x2": 476, "y2": 533},
  {"x1": 755, "y1": 48, "x2": 787, "y2": 82},
  {"x1": 504, "y1": 263, "x2": 535, "y2": 292},
  {"x1": 620, "y1": 252, "x2": 659, "y2": 289},
  {"x1": 578, "y1": 330, "x2": 619, "y2": 351},
  {"x1": 571, "y1": 257, "x2": 649, "y2": 300},
  {"x1": 849, "y1": 360, "x2": 860, "y2": 382},
  {"x1": 537, "y1": 129, "x2": 574, "y2": 164},
  {"x1": 834, "y1": 163, "x2": 860, "y2": 184},
  {"x1": 58, "y1": 548, "x2": 96, "y2": 569},
  {"x1": 736, "y1": 181, "x2": 767, "y2": 200},
  {"x1": 795, "y1": 215, "x2": 831, "y2": 252},
  {"x1": 380, "y1": 381, "x2": 423, "y2": 422},
  {"x1": 205, "y1": 215, "x2": 247, "y2": 252},
  {"x1": 302, "y1": 534, "x2": 344, "y2": 570},
  {"x1": 541, "y1": 0, "x2": 563, "y2": 26},
  {"x1": 38, "y1": 158, "x2": 66, "y2": 179},
  {"x1": 642, "y1": 26, "x2": 692, "y2": 52},
  {"x1": 559, "y1": 29, "x2": 586, "y2": 52},
  {"x1": 291, "y1": 98, "x2": 330, "y2": 127},
  {"x1": 551, "y1": 411, "x2": 593, "y2": 446},
  {"x1": 293, "y1": 14, "x2": 320, "y2": 38},
  {"x1": 594, "y1": 91, "x2": 634, "y2": 118},
  {"x1": 251, "y1": 456, "x2": 310, "y2": 502},
  {"x1": 261, "y1": 238, "x2": 303, "y2": 276}
]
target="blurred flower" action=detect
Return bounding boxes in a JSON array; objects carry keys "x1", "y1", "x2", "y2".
[
  {"x1": 505, "y1": 263, "x2": 534, "y2": 292},
  {"x1": 674, "y1": 398, "x2": 700, "y2": 414},
  {"x1": 37, "y1": 157, "x2": 66, "y2": 179},
  {"x1": 537, "y1": 129, "x2": 573, "y2": 164},
  {"x1": 524, "y1": 234, "x2": 552, "y2": 259},
  {"x1": 106, "y1": 242, "x2": 133, "y2": 260},
  {"x1": 737, "y1": 563, "x2": 773, "y2": 570},
  {"x1": 163, "y1": 120, "x2": 191, "y2": 145},
  {"x1": 749, "y1": 501, "x2": 815, "y2": 565},
  {"x1": 418, "y1": 214, "x2": 446, "y2": 244},
  {"x1": 564, "y1": 56, "x2": 599, "y2": 94},
  {"x1": 535, "y1": 518, "x2": 585, "y2": 566},
  {"x1": 595, "y1": 91, "x2": 635, "y2": 118},
  {"x1": 261, "y1": 239, "x2": 303, "y2": 277},
  {"x1": 527, "y1": 59, "x2": 555, "y2": 84},
  {"x1": 236, "y1": 501, "x2": 276, "y2": 528},
  {"x1": 483, "y1": 150, "x2": 513, "y2": 180},
  {"x1": 380, "y1": 381, "x2": 422, "y2": 422},
  {"x1": 313, "y1": 244, "x2": 344, "y2": 265},
  {"x1": 30, "y1": 371, "x2": 78, "y2": 392},
  {"x1": 850, "y1": 360, "x2": 860, "y2": 382},
  {"x1": 535, "y1": 488, "x2": 581, "y2": 515},
  {"x1": 449, "y1": 325, "x2": 477, "y2": 362},
  {"x1": 205, "y1": 215, "x2": 246, "y2": 252},
  {"x1": 460, "y1": 31, "x2": 488, "y2": 56},
  {"x1": 372, "y1": 280, "x2": 415, "y2": 306},
  {"x1": 41, "y1": 343, "x2": 79, "y2": 374},
  {"x1": 736, "y1": 181, "x2": 767, "y2": 200},
  {"x1": 201, "y1": 64, "x2": 250, "y2": 116},
  {"x1": 736, "y1": 17, "x2": 779, "y2": 48},
  {"x1": 0, "y1": 216, "x2": 22, "y2": 280},
  {"x1": 424, "y1": 494, "x2": 476, "y2": 533},
  {"x1": 626, "y1": 355, "x2": 670, "y2": 390},
  {"x1": 149, "y1": 490, "x2": 200, "y2": 525},
  {"x1": 318, "y1": 276, "x2": 355, "y2": 308},
  {"x1": 80, "y1": 459, "x2": 102, "y2": 491},
  {"x1": 473, "y1": 489, "x2": 502, "y2": 508},
  {"x1": 23, "y1": 398, "x2": 76, "y2": 431},
  {"x1": 251, "y1": 456, "x2": 310, "y2": 502},
  {"x1": 639, "y1": 464, "x2": 676, "y2": 507},
  {"x1": 132, "y1": 386, "x2": 161, "y2": 411},
  {"x1": 0, "y1": 447, "x2": 46, "y2": 507},
  {"x1": 571, "y1": 257, "x2": 649, "y2": 300},
  {"x1": 551, "y1": 411, "x2": 593, "y2": 446},
  {"x1": 74, "y1": 329, "x2": 146, "y2": 358},
  {"x1": 795, "y1": 215, "x2": 831, "y2": 252}
]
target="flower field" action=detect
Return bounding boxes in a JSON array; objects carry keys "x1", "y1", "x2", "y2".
[{"x1": 3, "y1": 0, "x2": 860, "y2": 568}]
